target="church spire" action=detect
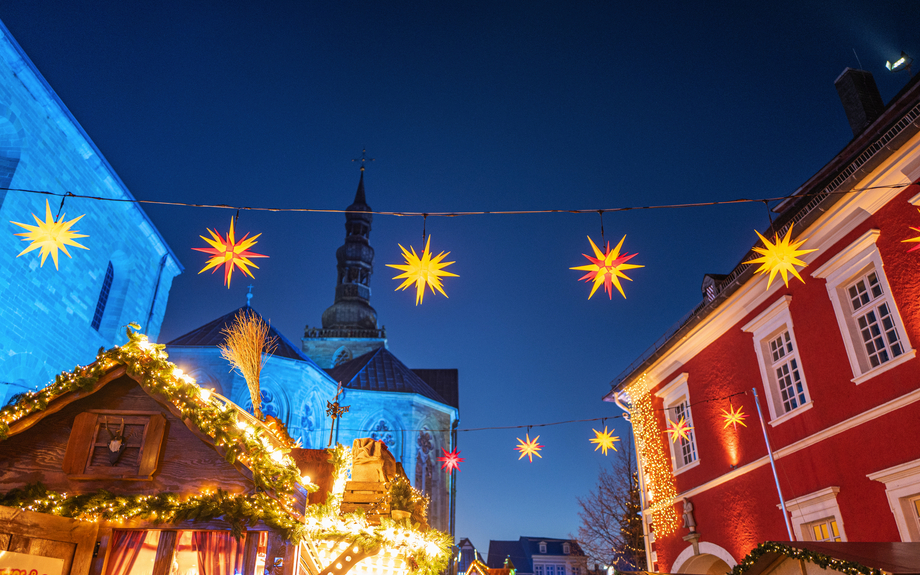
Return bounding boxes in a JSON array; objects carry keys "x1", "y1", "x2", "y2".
[{"x1": 320, "y1": 169, "x2": 379, "y2": 331}]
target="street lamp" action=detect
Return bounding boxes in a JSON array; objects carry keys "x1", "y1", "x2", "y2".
[{"x1": 886, "y1": 51, "x2": 913, "y2": 75}]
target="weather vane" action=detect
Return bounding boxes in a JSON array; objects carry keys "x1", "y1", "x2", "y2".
[
  {"x1": 326, "y1": 382, "x2": 350, "y2": 447},
  {"x1": 352, "y1": 148, "x2": 375, "y2": 172}
]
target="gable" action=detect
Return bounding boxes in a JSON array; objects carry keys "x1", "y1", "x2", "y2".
[{"x1": 0, "y1": 374, "x2": 252, "y2": 495}]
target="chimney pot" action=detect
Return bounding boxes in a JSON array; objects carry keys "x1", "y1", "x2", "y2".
[{"x1": 835, "y1": 68, "x2": 885, "y2": 137}]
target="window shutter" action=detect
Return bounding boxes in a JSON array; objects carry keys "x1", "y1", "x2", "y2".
[
  {"x1": 63, "y1": 412, "x2": 98, "y2": 474},
  {"x1": 138, "y1": 413, "x2": 167, "y2": 477}
]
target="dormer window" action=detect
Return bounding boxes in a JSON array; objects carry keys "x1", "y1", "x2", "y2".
[
  {"x1": 539, "y1": 542, "x2": 547, "y2": 554},
  {"x1": 563, "y1": 543, "x2": 570, "y2": 555}
]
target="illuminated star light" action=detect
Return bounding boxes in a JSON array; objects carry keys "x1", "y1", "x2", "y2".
[
  {"x1": 11, "y1": 199, "x2": 89, "y2": 269},
  {"x1": 515, "y1": 433, "x2": 543, "y2": 462},
  {"x1": 747, "y1": 224, "x2": 816, "y2": 289},
  {"x1": 590, "y1": 426, "x2": 620, "y2": 455},
  {"x1": 902, "y1": 210, "x2": 920, "y2": 252},
  {"x1": 192, "y1": 217, "x2": 268, "y2": 288},
  {"x1": 721, "y1": 404, "x2": 748, "y2": 429},
  {"x1": 386, "y1": 235, "x2": 458, "y2": 305},
  {"x1": 665, "y1": 416, "x2": 694, "y2": 444},
  {"x1": 570, "y1": 235, "x2": 643, "y2": 299},
  {"x1": 437, "y1": 447, "x2": 464, "y2": 472}
]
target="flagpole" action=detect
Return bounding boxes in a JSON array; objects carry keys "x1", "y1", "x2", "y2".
[{"x1": 752, "y1": 387, "x2": 795, "y2": 540}]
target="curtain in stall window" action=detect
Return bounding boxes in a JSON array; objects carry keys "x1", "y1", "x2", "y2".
[
  {"x1": 105, "y1": 530, "x2": 148, "y2": 575},
  {"x1": 193, "y1": 532, "x2": 246, "y2": 575}
]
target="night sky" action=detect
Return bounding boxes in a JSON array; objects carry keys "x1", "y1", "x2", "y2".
[{"x1": 2, "y1": 0, "x2": 917, "y2": 555}]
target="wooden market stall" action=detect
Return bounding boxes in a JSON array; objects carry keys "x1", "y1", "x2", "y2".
[{"x1": 0, "y1": 328, "x2": 451, "y2": 575}]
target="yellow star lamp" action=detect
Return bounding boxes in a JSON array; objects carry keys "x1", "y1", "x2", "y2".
[
  {"x1": 902, "y1": 210, "x2": 920, "y2": 252},
  {"x1": 571, "y1": 235, "x2": 643, "y2": 299},
  {"x1": 386, "y1": 235, "x2": 458, "y2": 305},
  {"x1": 515, "y1": 433, "x2": 543, "y2": 462},
  {"x1": 590, "y1": 426, "x2": 619, "y2": 455},
  {"x1": 193, "y1": 217, "x2": 268, "y2": 288},
  {"x1": 721, "y1": 404, "x2": 748, "y2": 429},
  {"x1": 665, "y1": 416, "x2": 694, "y2": 444},
  {"x1": 11, "y1": 199, "x2": 89, "y2": 269},
  {"x1": 747, "y1": 224, "x2": 816, "y2": 289}
]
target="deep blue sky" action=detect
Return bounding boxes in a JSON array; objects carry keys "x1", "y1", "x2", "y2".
[{"x1": 2, "y1": 0, "x2": 917, "y2": 554}]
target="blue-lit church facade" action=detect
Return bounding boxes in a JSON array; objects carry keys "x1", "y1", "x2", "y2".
[
  {"x1": 0, "y1": 20, "x2": 182, "y2": 403},
  {"x1": 166, "y1": 170, "x2": 459, "y2": 534}
]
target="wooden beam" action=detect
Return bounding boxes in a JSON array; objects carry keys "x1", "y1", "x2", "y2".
[
  {"x1": 241, "y1": 531, "x2": 263, "y2": 575},
  {"x1": 319, "y1": 542, "x2": 379, "y2": 575},
  {"x1": 8, "y1": 367, "x2": 126, "y2": 436},
  {"x1": 152, "y1": 530, "x2": 178, "y2": 575},
  {"x1": 0, "y1": 505, "x2": 98, "y2": 575}
]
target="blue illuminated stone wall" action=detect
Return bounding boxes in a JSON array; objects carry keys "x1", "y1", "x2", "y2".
[{"x1": 0, "y1": 21, "x2": 181, "y2": 402}]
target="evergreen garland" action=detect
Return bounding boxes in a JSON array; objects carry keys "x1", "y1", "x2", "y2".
[
  {"x1": 0, "y1": 482, "x2": 307, "y2": 541},
  {"x1": 731, "y1": 542, "x2": 882, "y2": 575}
]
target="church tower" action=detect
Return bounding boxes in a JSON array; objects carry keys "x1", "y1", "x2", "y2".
[{"x1": 302, "y1": 167, "x2": 387, "y2": 368}]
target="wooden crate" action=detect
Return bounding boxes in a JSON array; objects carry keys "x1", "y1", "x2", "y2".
[{"x1": 340, "y1": 481, "x2": 389, "y2": 523}]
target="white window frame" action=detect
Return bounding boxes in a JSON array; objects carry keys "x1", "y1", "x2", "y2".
[
  {"x1": 654, "y1": 373, "x2": 700, "y2": 474},
  {"x1": 781, "y1": 486, "x2": 847, "y2": 542},
  {"x1": 539, "y1": 542, "x2": 547, "y2": 554},
  {"x1": 562, "y1": 543, "x2": 570, "y2": 555},
  {"x1": 742, "y1": 295, "x2": 812, "y2": 425},
  {"x1": 804, "y1": 517, "x2": 843, "y2": 542},
  {"x1": 868, "y1": 457, "x2": 920, "y2": 541},
  {"x1": 811, "y1": 229, "x2": 915, "y2": 384}
]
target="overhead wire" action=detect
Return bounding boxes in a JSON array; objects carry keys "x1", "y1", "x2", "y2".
[
  {"x1": 327, "y1": 390, "x2": 747, "y2": 434},
  {"x1": 0, "y1": 182, "x2": 911, "y2": 218}
]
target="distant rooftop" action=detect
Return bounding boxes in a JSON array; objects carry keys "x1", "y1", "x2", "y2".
[
  {"x1": 166, "y1": 306, "x2": 321, "y2": 367},
  {"x1": 327, "y1": 347, "x2": 449, "y2": 405}
]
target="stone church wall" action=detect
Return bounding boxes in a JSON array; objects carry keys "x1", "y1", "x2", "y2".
[
  {"x1": 301, "y1": 336, "x2": 386, "y2": 368},
  {"x1": 0, "y1": 23, "x2": 180, "y2": 402}
]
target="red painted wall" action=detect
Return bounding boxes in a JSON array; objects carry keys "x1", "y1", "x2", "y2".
[{"x1": 648, "y1": 184, "x2": 920, "y2": 571}]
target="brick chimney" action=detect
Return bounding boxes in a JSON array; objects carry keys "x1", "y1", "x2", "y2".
[{"x1": 835, "y1": 68, "x2": 885, "y2": 137}]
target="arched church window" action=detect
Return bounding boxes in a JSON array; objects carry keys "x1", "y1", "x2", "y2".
[
  {"x1": 416, "y1": 430, "x2": 435, "y2": 497},
  {"x1": 0, "y1": 110, "x2": 23, "y2": 211},
  {"x1": 244, "y1": 389, "x2": 281, "y2": 421},
  {"x1": 300, "y1": 403, "x2": 316, "y2": 448},
  {"x1": 369, "y1": 420, "x2": 396, "y2": 450},
  {"x1": 332, "y1": 348, "x2": 352, "y2": 367},
  {"x1": 91, "y1": 262, "x2": 114, "y2": 331}
]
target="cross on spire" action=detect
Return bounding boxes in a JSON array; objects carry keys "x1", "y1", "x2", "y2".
[
  {"x1": 352, "y1": 148, "x2": 375, "y2": 172},
  {"x1": 246, "y1": 284, "x2": 253, "y2": 307}
]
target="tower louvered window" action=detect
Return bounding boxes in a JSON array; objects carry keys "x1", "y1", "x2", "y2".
[{"x1": 91, "y1": 262, "x2": 114, "y2": 331}]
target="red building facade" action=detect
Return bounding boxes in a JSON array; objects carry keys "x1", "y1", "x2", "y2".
[{"x1": 605, "y1": 70, "x2": 920, "y2": 574}]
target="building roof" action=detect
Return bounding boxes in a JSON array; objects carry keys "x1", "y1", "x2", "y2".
[
  {"x1": 608, "y1": 69, "x2": 920, "y2": 395},
  {"x1": 327, "y1": 347, "x2": 449, "y2": 405},
  {"x1": 413, "y1": 369, "x2": 459, "y2": 409},
  {"x1": 166, "y1": 306, "x2": 320, "y2": 366},
  {"x1": 487, "y1": 541, "x2": 530, "y2": 573},
  {"x1": 487, "y1": 538, "x2": 582, "y2": 574},
  {"x1": 738, "y1": 542, "x2": 920, "y2": 575}
]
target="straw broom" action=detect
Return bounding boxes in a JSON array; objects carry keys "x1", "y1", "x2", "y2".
[{"x1": 219, "y1": 310, "x2": 278, "y2": 420}]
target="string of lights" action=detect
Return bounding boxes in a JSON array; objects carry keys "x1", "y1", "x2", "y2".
[
  {"x1": 0, "y1": 182, "x2": 910, "y2": 218},
  {"x1": 326, "y1": 390, "x2": 748, "y2": 434}
]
